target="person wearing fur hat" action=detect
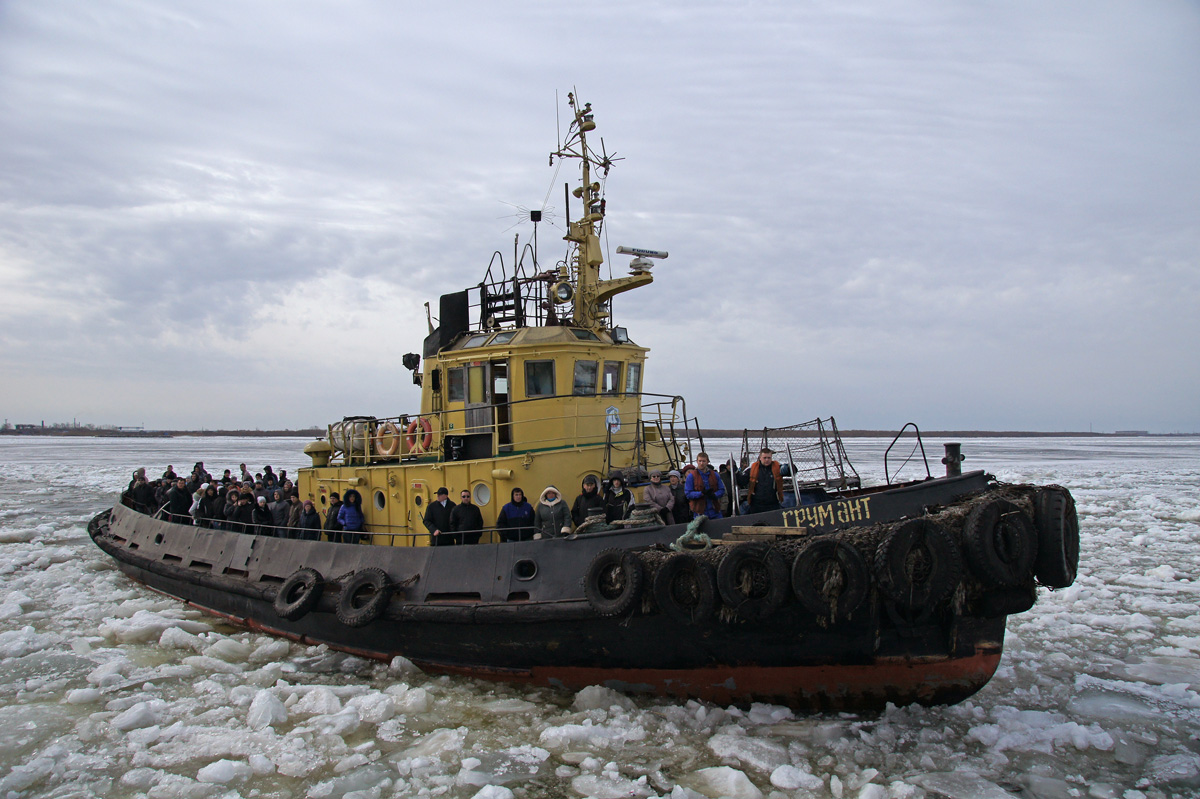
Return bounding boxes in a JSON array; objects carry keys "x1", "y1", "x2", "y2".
[
  {"x1": 535, "y1": 486, "x2": 572, "y2": 538},
  {"x1": 571, "y1": 474, "x2": 606, "y2": 527}
]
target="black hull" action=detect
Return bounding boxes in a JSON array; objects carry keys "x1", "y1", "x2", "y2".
[{"x1": 90, "y1": 471, "x2": 1014, "y2": 710}]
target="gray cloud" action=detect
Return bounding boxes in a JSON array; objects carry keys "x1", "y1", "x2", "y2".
[{"x1": 1, "y1": 0, "x2": 1196, "y2": 432}]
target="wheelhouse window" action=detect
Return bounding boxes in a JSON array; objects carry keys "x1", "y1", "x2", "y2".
[
  {"x1": 570, "y1": 328, "x2": 601, "y2": 341},
  {"x1": 525, "y1": 360, "x2": 555, "y2": 397},
  {"x1": 462, "y1": 333, "x2": 491, "y2": 348},
  {"x1": 492, "y1": 331, "x2": 518, "y2": 345},
  {"x1": 602, "y1": 361, "x2": 621, "y2": 395},
  {"x1": 573, "y1": 360, "x2": 598, "y2": 395},
  {"x1": 448, "y1": 367, "x2": 465, "y2": 402},
  {"x1": 626, "y1": 362, "x2": 642, "y2": 395}
]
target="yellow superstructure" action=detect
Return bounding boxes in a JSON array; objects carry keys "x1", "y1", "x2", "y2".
[{"x1": 298, "y1": 94, "x2": 691, "y2": 545}]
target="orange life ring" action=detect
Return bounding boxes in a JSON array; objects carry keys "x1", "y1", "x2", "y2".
[
  {"x1": 374, "y1": 422, "x2": 402, "y2": 457},
  {"x1": 406, "y1": 417, "x2": 433, "y2": 453}
]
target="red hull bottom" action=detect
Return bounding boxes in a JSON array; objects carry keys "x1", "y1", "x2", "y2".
[{"x1": 430, "y1": 653, "x2": 1003, "y2": 710}]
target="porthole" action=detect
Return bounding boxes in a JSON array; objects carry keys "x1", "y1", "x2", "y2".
[
  {"x1": 154, "y1": 533, "x2": 164, "y2": 545},
  {"x1": 472, "y1": 483, "x2": 491, "y2": 506},
  {"x1": 374, "y1": 490, "x2": 386, "y2": 510},
  {"x1": 319, "y1": 494, "x2": 327, "y2": 505},
  {"x1": 514, "y1": 559, "x2": 538, "y2": 581},
  {"x1": 414, "y1": 494, "x2": 423, "y2": 506}
]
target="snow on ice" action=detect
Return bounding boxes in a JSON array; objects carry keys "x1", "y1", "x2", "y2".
[{"x1": 0, "y1": 435, "x2": 1197, "y2": 798}]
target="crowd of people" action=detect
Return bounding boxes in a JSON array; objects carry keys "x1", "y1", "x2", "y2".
[
  {"x1": 124, "y1": 461, "x2": 362, "y2": 541},
  {"x1": 123, "y1": 448, "x2": 787, "y2": 546}
]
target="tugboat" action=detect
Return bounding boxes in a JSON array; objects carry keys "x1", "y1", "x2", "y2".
[{"x1": 89, "y1": 95, "x2": 1079, "y2": 711}]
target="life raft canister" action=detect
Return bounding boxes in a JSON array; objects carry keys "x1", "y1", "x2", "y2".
[
  {"x1": 405, "y1": 417, "x2": 433, "y2": 454},
  {"x1": 374, "y1": 421, "x2": 402, "y2": 457}
]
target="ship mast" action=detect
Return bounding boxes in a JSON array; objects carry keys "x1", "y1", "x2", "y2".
[{"x1": 551, "y1": 94, "x2": 653, "y2": 331}]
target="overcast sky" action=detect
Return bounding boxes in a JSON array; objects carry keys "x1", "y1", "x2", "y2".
[{"x1": 1, "y1": 1, "x2": 1197, "y2": 433}]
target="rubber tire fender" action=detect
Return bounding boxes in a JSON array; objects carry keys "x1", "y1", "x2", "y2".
[
  {"x1": 336, "y1": 568, "x2": 393, "y2": 627},
  {"x1": 962, "y1": 499, "x2": 1038, "y2": 588},
  {"x1": 874, "y1": 518, "x2": 962, "y2": 611},
  {"x1": 791, "y1": 538, "x2": 869, "y2": 622},
  {"x1": 584, "y1": 548, "x2": 645, "y2": 617},
  {"x1": 274, "y1": 568, "x2": 324, "y2": 621},
  {"x1": 1033, "y1": 486, "x2": 1080, "y2": 588},
  {"x1": 716, "y1": 542, "x2": 789, "y2": 621},
  {"x1": 653, "y1": 553, "x2": 718, "y2": 624}
]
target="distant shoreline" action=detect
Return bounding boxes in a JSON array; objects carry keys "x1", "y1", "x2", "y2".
[{"x1": 1, "y1": 428, "x2": 1193, "y2": 439}]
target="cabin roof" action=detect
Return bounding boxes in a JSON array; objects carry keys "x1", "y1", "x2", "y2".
[{"x1": 442, "y1": 325, "x2": 645, "y2": 355}]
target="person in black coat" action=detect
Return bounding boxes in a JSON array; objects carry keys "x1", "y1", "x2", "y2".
[
  {"x1": 298, "y1": 500, "x2": 322, "y2": 541},
  {"x1": 252, "y1": 496, "x2": 275, "y2": 536},
  {"x1": 198, "y1": 485, "x2": 223, "y2": 529},
  {"x1": 669, "y1": 470, "x2": 691, "y2": 524},
  {"x1": 423, "y1": 487, "x2": 456, "y2": 546},
  {"x1": 322, "y1": 492, "x2": 343, "y2": 542},
  {"x1": 571, "y1": 475, "x2": 606, "y2": 527},
  {"x1": 130, "y1": 476, "x2": 157, "y2": 514},
  {"x1": 165, "y1": 479, "x2": 192, "y2": 524},
  {"x1": 449, "y1": 489, "x2": 484, "y2": 545},
  {"x1": 603, "y1": 476, "x2": 633, "y2": 523},
  {"x1": 230, "y1": 493, "x2": 255, "y2": 534}
]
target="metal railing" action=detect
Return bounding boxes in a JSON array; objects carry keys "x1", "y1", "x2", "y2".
[
  {"x1": 322, "y1": 392, "x2": 698, "y2": 475},
  {"x1": 737, "y1": 418, "x2": 861, "y2": 490},
  {"x1": 883, "y1": 423, "x2": 931, "y2": 485}
]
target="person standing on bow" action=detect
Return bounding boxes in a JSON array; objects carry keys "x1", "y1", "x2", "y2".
[
  {"x1": 424, "y1": 487, "x2": 456, "y2": 546},
  {"x1": 747, "y1": 447, "x2": 784, "y2": 514},
  {"x1": 685, "y1": 452, "x2": 725, "y2": 520}
]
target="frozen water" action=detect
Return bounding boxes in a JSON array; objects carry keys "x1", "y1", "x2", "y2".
[{"x1": 0, "y1": 435, "x2": 1198, "y2": 797}]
